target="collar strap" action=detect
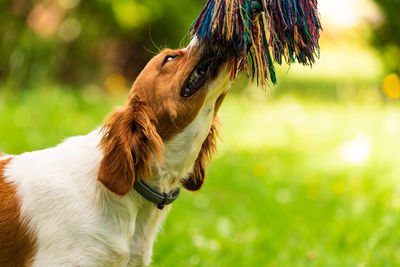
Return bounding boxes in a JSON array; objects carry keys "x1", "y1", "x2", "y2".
[{"x1": 133, "y1": 180, "x2": 180, "y2": 210}]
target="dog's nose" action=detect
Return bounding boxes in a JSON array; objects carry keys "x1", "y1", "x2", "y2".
[
  {"x1": 185, "y1": 37, "x2": 203, "y2": 54},
  {"x1": 188, "y1": 37, "x2": 199, "y2": 48}
]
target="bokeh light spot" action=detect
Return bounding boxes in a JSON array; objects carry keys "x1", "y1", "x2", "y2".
[
  {"x1": 340, "y1": 133, "x2": 372, "y2": 165},
  {"x1": 105, "y1": 74, "x2": 127, "y2": 94},
  {"x1": 192, "y1": 193, "x2": 210, "y2": 210},
  {"x1": 306, "y1": 250, "x2": 317, "y2": 261},
  {"x1": 27, "y1": 4, "x2": 64, "y2": 37},
  {"x1": 209, "y1": 239, "x2": 221, "y2": 251},
  {"x1": 59, "y1": 18, "x2": 81, "y2": 42},
  {"x1": 332, "y1": 181, "x2": 346, "y2": 195},
  {"x1": 82, "y1": 84, "x2": 103, "y2": 103},
  {"x1": 216, "y1": 217, "x2": 232, "y2": 237},
  {"x1": 252, "y1": 163, "x2": 266, "y2": 177},
  {"x1": 382, "y1": 73, "x2": 400, "y2": 99},
  {"x1": 58, "y1": 0, "x2": 80, "y2": 10},
  {"x1": 192, "y1": 235, "x2": 206, "y2": 248},
  {"x1": 275, "y1": 188, "x2": 292, "y2": 204},
  {"x1": 111, "y1": 1, "x2": 150, "y2": 28}
]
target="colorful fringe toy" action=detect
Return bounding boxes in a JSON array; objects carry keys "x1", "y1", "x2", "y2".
[{"x1": 190, "y1": 0, "x2": 322, "y2": 85}]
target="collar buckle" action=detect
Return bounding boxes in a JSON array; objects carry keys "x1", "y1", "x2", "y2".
[{"x1": 157, "y1": 193, "x2": 168, "y2": 210}]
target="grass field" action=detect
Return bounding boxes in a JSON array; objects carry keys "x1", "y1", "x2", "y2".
[{"x1": 1, "y1": 85, "x2": 399, "y2": 266}]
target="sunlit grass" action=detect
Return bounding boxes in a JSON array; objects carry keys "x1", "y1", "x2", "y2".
[
  {"x1": 151, "y1": 92, "x2": 400, "y2": 266},
  {"x1": 0, "y1": 86, "x2": 399, "y2": 266}
]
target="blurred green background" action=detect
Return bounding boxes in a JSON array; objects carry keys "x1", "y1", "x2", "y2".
[{"x1": 1, "y1": 0, "x2": 400, "y2": 266}]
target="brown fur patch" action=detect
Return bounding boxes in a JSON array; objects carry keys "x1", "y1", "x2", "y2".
[
  {"x1": 131, "y1": 47, "x2": 208, "y2": 141},
  {"x1": 0, "y1": 158, "x2": 37, "y2": 266},
  {"x1": 98, "y1": 96, "x2": 164, "y2": 196},
  {"x1": 183, "y1": 117, "x2": 220, "y2": 191}
]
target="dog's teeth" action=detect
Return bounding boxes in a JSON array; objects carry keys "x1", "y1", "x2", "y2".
[{"x1": 188, "y1": 65, "x2": 208, "y2": 89}]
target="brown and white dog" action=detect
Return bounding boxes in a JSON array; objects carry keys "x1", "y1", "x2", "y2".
[{"x1": 0, "y1": 39, "x2": 231, "y2": 266}]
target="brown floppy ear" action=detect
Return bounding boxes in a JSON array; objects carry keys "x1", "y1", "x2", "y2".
[
  {"x1": 98, "y1": 95, "x2": 163, "y2": 196},
  {"x1": 183, "y1": 118, "x2": 219, "y2": 191}
]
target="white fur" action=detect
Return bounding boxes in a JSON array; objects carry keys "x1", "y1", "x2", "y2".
[
  {"x1": 3, "y1": 69, "x2": 230, "y2": 266},
  {"x1": 0, "y1": 155, "x2": 12, "y2": 161},
  {"x1": 185, "y1": 37, "x2": 199, "y2": 56}
]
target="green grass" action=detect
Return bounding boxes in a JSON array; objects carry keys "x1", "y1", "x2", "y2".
[{"x1": 1, "y1": 86, "x2": 399, "y2": 266}]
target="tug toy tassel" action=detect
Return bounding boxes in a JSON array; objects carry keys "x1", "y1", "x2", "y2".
[{"x1": 190, "y1": 0, "x2": 322, "y2": 85}]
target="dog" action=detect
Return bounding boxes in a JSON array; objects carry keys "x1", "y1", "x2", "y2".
[{"x1": 0, "y1": 39, "x2": 231, "y2": 266}]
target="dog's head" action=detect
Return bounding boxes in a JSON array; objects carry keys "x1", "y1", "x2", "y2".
[{"x1": 98, "y1": 40, "x2": 230, "y2": 196}]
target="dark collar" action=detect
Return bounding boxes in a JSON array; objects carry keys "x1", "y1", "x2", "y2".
[{"x1": 133, "y1": 180, "x2": 180, "y2": 210}]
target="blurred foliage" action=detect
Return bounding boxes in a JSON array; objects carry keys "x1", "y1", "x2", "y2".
[
  {"x1": 0, "y1": 0, "x2": 204, "y2": 90},
  {"x1": 370, "y1": 0, "x2": 400, "y2": 73}
]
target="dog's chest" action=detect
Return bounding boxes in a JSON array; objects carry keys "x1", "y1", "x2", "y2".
[{"x1": 98, "y1": 192, "x2": 169, "y2": 266}]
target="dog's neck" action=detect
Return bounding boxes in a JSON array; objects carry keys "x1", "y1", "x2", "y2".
[
  {"x1": 147, "y1": 97, "x2": 217, "y2": 193},
  {"x1": 145, "y1": 74, "x2": 230, "y2": 194}
]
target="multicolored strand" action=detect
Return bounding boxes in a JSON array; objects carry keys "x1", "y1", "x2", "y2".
[{"x1": 190, "y1": 0, "x2": 322, "y2": 85}]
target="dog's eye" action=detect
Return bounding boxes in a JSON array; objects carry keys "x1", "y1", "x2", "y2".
[{"x1": 162, "y1": 54, "x2": 177, "y2": 67}]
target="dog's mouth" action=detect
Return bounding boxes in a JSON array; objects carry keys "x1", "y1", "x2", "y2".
[{"x1": 181, "y1": 56, "x2": 225, "y2": 98}]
